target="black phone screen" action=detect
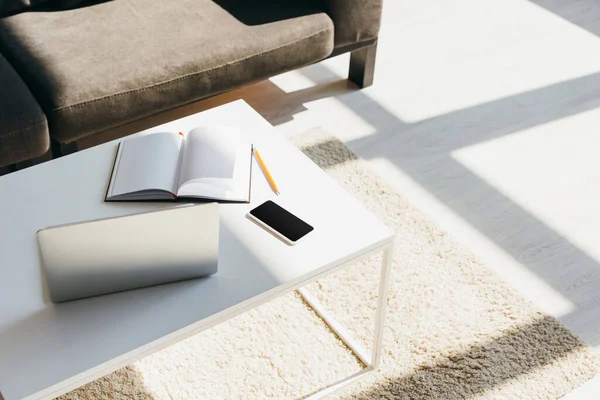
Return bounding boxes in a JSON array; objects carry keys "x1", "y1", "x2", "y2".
[{"x1": 249, "y1": 201, "x2": 314, "y2": 242}]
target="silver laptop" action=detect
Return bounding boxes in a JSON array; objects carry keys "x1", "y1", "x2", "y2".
[{"x1": 37, "y1": 203, "x2": 219, "y2": 303}]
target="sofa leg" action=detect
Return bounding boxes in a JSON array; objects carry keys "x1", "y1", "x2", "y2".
[
  {"x1": 51, "y1": 140, "x2": 79, "y2": 158},
  {"x1": 348, "y1": 42, "x2": 377, "y2": 88},
  {"x1": 60, "y1": 141, "x2": 79, "y2": 155}
]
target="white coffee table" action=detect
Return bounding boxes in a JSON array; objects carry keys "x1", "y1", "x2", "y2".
[{"x1": 0, "y1": 101, "x2": 393, "y2": 400}]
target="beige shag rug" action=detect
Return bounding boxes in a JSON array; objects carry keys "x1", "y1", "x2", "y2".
[{"x1": 60, "y1": 129, "x2": 597, "y2": 400}]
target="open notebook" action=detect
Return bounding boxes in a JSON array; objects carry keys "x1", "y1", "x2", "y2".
[{"x1": 106, "y1": 125, "x2": 252, "y2": 202}]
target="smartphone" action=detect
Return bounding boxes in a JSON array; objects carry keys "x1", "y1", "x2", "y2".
[{"x1": 246, "y1": 201, "x2": 314, "y2": 245}]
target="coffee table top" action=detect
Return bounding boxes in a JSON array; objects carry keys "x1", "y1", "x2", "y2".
[{"x1": 0, "y1": 101, "x2": 392, "y2": 400}]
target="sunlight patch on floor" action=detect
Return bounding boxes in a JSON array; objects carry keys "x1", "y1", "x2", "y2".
[{"x1": 367, "y1": 0, "x2": 600, "y2": 123}]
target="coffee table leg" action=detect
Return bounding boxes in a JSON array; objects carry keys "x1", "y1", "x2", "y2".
[
  {"x1": 372, "y1": 243, "x2": 393, "y2": 369},
  {"x1": 297, "y1": 243, "x2": 393, "y2": 399}
]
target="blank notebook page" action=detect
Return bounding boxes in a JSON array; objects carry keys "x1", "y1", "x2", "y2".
[{"x1": 110, "y1": 132, "x2": 184, "y2": 196}]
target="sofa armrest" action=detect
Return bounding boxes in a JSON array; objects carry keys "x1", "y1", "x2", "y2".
[
  {"x1": 0, "y1": 53, "x2": 49, "y2": 167},
  {"x1": 319, "y1": 0, "x2": 383, "y2": 47}
]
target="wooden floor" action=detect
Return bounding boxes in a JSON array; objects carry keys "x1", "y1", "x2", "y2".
[{"x1": 23, "y1": 0, "x2": 600, "y2": 397}]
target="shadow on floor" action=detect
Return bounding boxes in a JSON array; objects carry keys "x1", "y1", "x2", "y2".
[{"x1": 529, "y1": 0, "x2": 600, "y2": 38}]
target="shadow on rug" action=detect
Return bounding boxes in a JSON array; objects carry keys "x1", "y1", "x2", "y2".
[{"x1": 348, "y1": 316, "x2": 587, "y2": 399}]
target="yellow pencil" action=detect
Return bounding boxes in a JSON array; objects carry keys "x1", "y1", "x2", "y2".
[{"x1": 253, "y1": 147, "x2": 279, "y2": 195}]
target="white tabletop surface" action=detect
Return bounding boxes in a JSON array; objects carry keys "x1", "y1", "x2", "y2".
[{"x1": 0, "y1": 101, "x2": 392, "y2": 400}]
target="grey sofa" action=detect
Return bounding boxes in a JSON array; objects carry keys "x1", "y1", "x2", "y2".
[{"x1": 0, "y1": 0, "x2": 382, "y2": 169}]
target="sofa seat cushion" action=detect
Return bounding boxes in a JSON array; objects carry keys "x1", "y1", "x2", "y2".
[
  {"x1": 0, "y1": 0, "x2": 334, "y2": 143},
  {"x1": 0, "y1": 53, "x2": 49, "y2": 167}
]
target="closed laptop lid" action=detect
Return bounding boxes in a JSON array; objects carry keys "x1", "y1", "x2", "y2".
[{"x1": 37, "y1": 204, "x2": 219, "y2": 303}]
